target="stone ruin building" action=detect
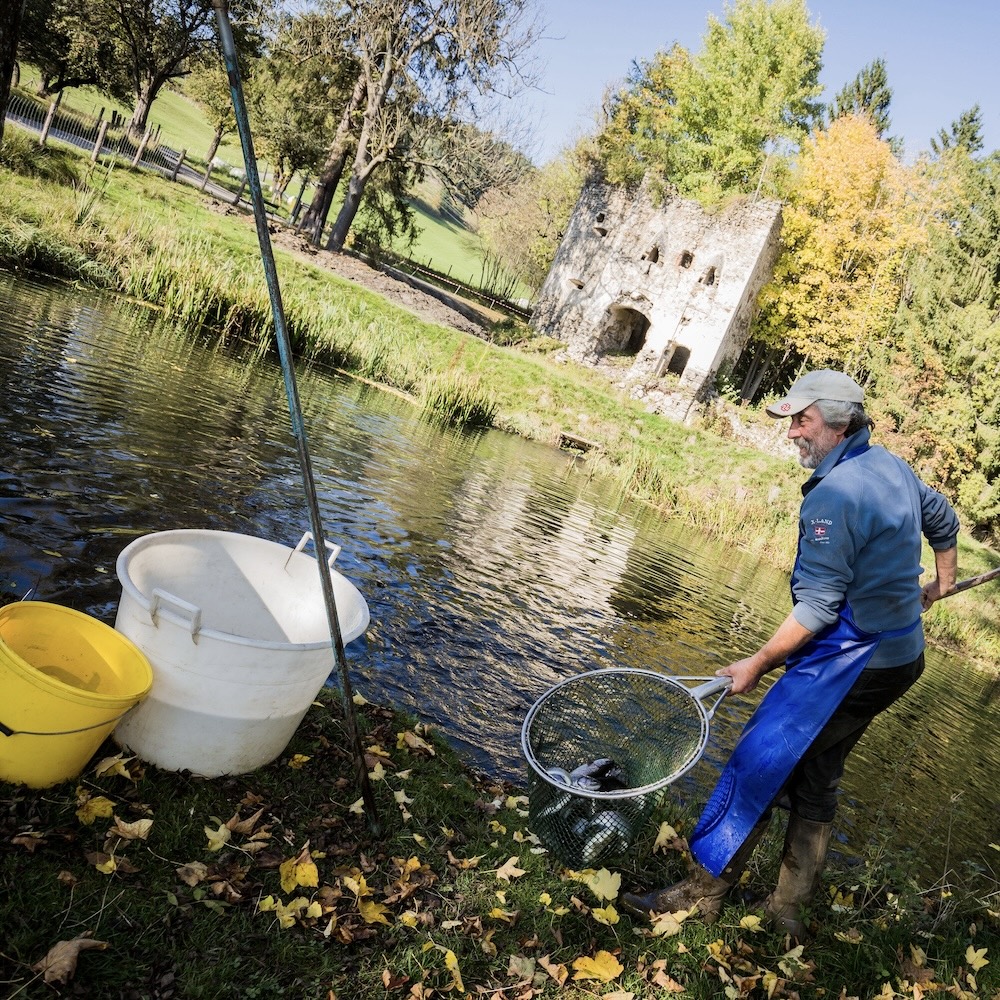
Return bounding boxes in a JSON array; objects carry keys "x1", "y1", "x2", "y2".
[{"x1": 531, "y1": 178, "x2": 783, "y2": 422}]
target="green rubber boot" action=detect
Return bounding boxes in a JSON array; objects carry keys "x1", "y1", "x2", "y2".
[{"x1": 764, "y1": 814, "x2": 833, "y2": 942}]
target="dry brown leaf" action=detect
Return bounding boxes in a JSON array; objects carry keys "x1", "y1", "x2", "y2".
[
  {"x1": 32, "y1": 932, "x2": 109, "y2": 984},
  {"x1": 12, "y1": 832, "x2": 46, "y2": 852},
  {"x1": 227, "y1": 807, "x2": 266, "y2": 836},
  {"x1": 176, "y1": 861, "x2": 209, "y2": 886},
  {"x1": 537, "y1": 954, "x2": 568, "y2": 986}
]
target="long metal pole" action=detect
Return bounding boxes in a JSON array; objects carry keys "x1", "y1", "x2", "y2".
[{"x1": 212, "y1": 0, "x2": 379, "y2": 829}]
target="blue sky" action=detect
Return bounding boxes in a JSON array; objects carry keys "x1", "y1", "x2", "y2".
[{"x1": 517, "y1": 0, "x2": 1000, "y2": 164}]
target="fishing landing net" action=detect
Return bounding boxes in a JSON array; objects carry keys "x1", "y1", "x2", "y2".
[{"x1": 520, "y1": 668, "x2": 728, "y2": 869}]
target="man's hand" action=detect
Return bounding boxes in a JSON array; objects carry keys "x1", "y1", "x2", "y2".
[
  {"x1": 921, "y1": 546, "x2": 958, "y2": 612},
  {"x1": 717, "y1": 656, "x2": 768, "y2": 695}
]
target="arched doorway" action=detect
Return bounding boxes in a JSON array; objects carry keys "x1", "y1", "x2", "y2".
[{"x1": 596, "y1": 305, "x2": 651, "y2": 358}]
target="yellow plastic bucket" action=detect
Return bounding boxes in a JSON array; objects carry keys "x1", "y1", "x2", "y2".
[{"x1": 0, "y1": 602, "x2": 153, "y2": 788}]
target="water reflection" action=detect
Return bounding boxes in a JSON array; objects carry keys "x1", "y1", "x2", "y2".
[{"x1": 0, "y1": 271, "x2": 996, "y2": 883}]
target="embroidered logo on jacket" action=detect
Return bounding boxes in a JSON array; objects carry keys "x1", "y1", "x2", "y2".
[{"x1": 809, "y1": 518, "x2": 833, "y2": 543}]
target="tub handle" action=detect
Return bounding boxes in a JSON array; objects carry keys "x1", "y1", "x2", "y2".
[
  {"x1": 289, "y1": 531, "x2": 342, "y2": 569},
  {"x1": 150, "y1": 588, "x2": 202, "y2": 641}
]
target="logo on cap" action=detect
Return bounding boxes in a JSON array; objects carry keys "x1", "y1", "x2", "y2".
[{"x1": 779, "y1": 402, "x2": 791, "y2": 412}]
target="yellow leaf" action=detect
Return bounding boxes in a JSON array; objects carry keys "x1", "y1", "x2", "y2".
[
  {"x1": 397, "y1": 730, "x2": 435, "y2": 755},
  {"x1": 572, "y1": 950, "x2": 623, "y2": 982},
  {"x1": 966, "y1": 945, "x2": 989, "y2": 972},
  {"x1": 359, "y1": 898, "x2": 392, "y2": 925},
  {"x1": 653, "y1": 822, "x2": 683, "y2": 852},
  {"x1": 739, "y1": 914, "x2": 764, "y2": 933},
  {"x1": 575, "y1": 867, "x2": 620, "y2": 902},
  {"x1": 909, "y1": 943, "x2": 927, "y2": 967},
  {"x1": 538, "y1": 954, "x2": 568, "y2": 985},
  {"x1": 506, "y1": 794, "x2": 529, "y2": 809},
  {"x1": 650, "y1": 908, "x2": 691, "y2": 937},
  {"x1": 394, "y1": 789, "x2": 414, "y2": 806},
  {"x1": 496, "y1": 857, "x2": 527, "y2": 882},
  {"x1": 76, "y1": 796, "x2": 115, "y2": 826},
  {"x1": 94, "y1": 754, "x2": 134, "y2": 779},
  {"x1": 412, "y1": 833, "x2": 427, "y2": 847},
  {"x1": 352, "y1": 692, "x2": 369, "y2": 705},
  {"x1": 94, "y1": 856, "x2": 117, "y2": 874},
  {"x1": 539, "y1": 892, "x2": 552, "y2": 905},
  {"x1": 279, "y1": 846, "x2": 319, "y2": 893},
  {"x1": 400, "y1": 912, "x2": 420, "y2": 928},
  {"x1": 488, "y1": 907, "x2": 518, "y2": 924},
  {"x1": 368, "y1": 761, "x2": 387, "y2": 781},
  {"x1": 288, "y1": 754, "x2": 311, "y2": 769},
  {"x1": 442, "y1": 948, "x2": 464, "y2": 993},
  {"x1": 349, "y1": 797, "x2": 365, "y2": 815},
  {"x1": 257, "y1": 895, "x2": 277, "y2": 912},
  {"x1": 204, "y1": 823, "x2": 232, "y2": 852},
  {"x1": 305, "y1": 900, "x2": 323, "y2": 919},
  {"x1": 592, "y1": 904, "x2": 619, "y2": 926}
]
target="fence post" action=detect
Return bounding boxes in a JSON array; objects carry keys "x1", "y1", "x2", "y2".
[
  {"x1": 131, "y1": 127, "x2": 152, "y2": 167},
  {"x1": 91, "y1": 120, "x2": 110, "y2": 163},
  {"x1": 170, "y1": 148, "x2": 186, "y2": 182},
  {"x1": 233, "y1": 176, "x2": 247, "y2": 206},
  {"x1": 39, "y1": 93, "x2": 62, "y2": 147},
  {"x1": 199, "y1": 161, "x2": 214, "y2": 191}
]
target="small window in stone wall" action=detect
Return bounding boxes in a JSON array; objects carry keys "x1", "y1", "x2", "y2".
[
  {"x1": 667, "y1": 345, "x2": 691, "y2": 376},
  {"x1": 700, "y1": 266, "x2": 717, "y2": 286},
  {"x1": 641, "y1": 244, "x2": 660, "y2": 263},
  {"x1": 678, "y1": 250, "x2": 694, "y2": 268},
  {"x1": 594, "y1": 211, "x2": 608, "y2": 237}
]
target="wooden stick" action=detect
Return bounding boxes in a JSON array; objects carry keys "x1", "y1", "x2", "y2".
[{"x1": 942, "y1": 565, "x2": 1000, "y2": 598}]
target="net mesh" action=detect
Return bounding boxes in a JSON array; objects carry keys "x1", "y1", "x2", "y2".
[{"x1": 521, "y1": 669, "x2": 710, "y2": 868}]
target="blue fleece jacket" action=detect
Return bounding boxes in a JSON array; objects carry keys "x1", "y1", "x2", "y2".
[{"x1": 790, "y1": 427, "x2": 960, "y2": 668}]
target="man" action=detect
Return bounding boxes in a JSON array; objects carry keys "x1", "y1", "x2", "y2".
[{"x1": 621, "y1": 369, "x2": 959, "y2": 940}]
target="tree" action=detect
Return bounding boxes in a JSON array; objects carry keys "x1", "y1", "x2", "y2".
[
  {"x1": 885, "y1": 139, "x2": 1000, "y2": 536},
  {"x1": 184, "y1": 56, "x2": 237, "y2": 165},
  {"x1": 828, "y1": 57, "x2": 892, "y2": 138},
  {"x1": 17, "y1": 0, "x2": 118, "y2": 96},
  {"x1": 930, "y1": 104, "x2": 984, "y2": 156},
  {"x1": 595, "y1": 0, "x2": 825, "y2": 206},
  {"x1": 476, "y1": 148, "x2": 584, "y2": 292},
  {"x1": 303, "y1": 0, "x2": 538, "y2": 251},
  {"x1": 752, "y1": 115, "x2": 926, "y2": 377},
  {"x1": 0, "y1": 0, "x2": 25, "y2": 147}
]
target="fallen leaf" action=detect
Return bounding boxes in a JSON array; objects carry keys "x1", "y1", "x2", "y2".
[
  {"x1": 288, "y1": 754, "x2": 311, "y2": 769},
  {"x1": 32, "y1": 932, "x2": 109, "y2": 984},
  {"x1": 571, "y1": 951, "x2": 623, "y2": 983},
  {"x1": 538, "y1": 955, "x2": 568, "y2": 985},
  {"x1": 280, "y1": 842, "x2": 319, "y2": 893},
  {"x1": 397, "y1": 730, "x2": 436, "y2": 755},
  {"x1": 94, "y1": 754, "x2": 135, "y2": 779},
  {"x1": 966, "y1": 945, "x2": 989, "y2": 972},
  {"x1": 76, "y1": 795, "x2": 115, "y2": 826},
  {"x1": 575, "y1": 867, "x2": 620, "y2": 902},
  {"x1": 176, "y1": 861, "x2": 209, "y2": 886},
  {"x1": 739, "y1": 914, "x2": 764, "y2": 933},
  {"x1": 592, "y1": 904, "x2": 620, "y2": 926},
  {"x1": 204, "y1": 822, "x2": 232, "y2": 852},
  {"x1": 109, "y1": 815, "x2": 153, "y2": 841},
  {"x1": 496, "y1": 857, "x2": 527, "y2": 882},
  {"x1": 227, "y1": 807, "x2": 266, "y2": 836}
]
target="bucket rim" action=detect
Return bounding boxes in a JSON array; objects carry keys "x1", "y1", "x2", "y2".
[
  {"x1": 0, "y1": 601, "x2": 154, "y2": 707},
  {"x1": 115, "y1": 529, "x2": 370, "y2": 649},
  {"x1": 520, "y1": 667, "x2": 712, "y2": 800}
]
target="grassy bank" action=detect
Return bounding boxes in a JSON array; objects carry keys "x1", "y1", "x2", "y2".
[
  {"x1": 2, "y1": 691, "x2": 996, "y2": 1000},
  {"x1": 1, "y1": 127, "x2": 999, "y2": 669}
]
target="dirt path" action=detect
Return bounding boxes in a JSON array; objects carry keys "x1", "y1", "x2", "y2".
[{"x1": 261, "y1": 218, "x2": 495, "y2": 337}]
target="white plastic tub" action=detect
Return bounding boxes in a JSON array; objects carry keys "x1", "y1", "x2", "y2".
[{"x1": 112, "y1": 529, "x2": 369, "y2": 776}]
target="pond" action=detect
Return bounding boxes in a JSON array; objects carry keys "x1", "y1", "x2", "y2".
[{"x1": 1, "y1": 270, "x2": 996, "y2": 886}]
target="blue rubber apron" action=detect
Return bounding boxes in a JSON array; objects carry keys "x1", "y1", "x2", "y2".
[{"x1": 689, "y1": 442, "x2": 919, "y2": 877}]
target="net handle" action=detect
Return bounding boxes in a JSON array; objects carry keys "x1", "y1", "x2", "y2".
[{"x1": 684, "y1": 675, "x2": 733, "y2": 719}]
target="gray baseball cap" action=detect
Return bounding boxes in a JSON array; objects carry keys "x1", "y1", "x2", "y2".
[{"x1": 765, "y1": 369, "x2": 864, "y2": 418}]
